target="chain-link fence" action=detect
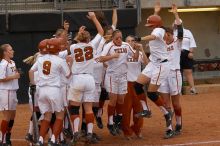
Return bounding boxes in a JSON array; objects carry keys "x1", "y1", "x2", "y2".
[{"x1": 0, "y1": 0, "x2": 137, "y2": 13}]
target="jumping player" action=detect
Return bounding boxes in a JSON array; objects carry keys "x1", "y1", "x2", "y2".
[{"x1": 133, "y1": 14, "x2": 173, "y2": 136}]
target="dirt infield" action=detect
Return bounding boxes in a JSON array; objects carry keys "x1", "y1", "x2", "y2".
[{"x1": 1, "y1": 92, "x2": 220, "y2": 146}]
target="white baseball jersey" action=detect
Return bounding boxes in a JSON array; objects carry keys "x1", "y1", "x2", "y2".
[
  {"x1": 167, "y1": 37, "x2": 182, "y2": 70},
  {"x1": 70, "y1": 34, "x2": 102, "y2": 75},
  {"x1": 93, "y1": 37, "x2": 106, "y2": 83},
  {"x1": 31, "y1": 54, "x2": 70, "y2": 87},
  {"x1": 0, "y1": 59, "x2": 19, "y2": 90},
  {"x1": 57, "y1": 50, "x2": 71, "y2": 85},
  {"x1": 127, "y1": 53, "x2": 143, "y2": 82},
  {"x1": 101, "y1": 41, "x2": 134, "y2": 75},
  {"x1": 149, "y1": 28, "x2": 169, "y2": 63},
  {"x1": 174, "y1": 28, "x2": 197, "y2": 51}
]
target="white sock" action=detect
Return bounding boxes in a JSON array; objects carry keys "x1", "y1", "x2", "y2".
[
  {"x1": 39, "y1": 136, "x2": 44, "y2": 143},
  {"x1": 167, "y1": 124, "x2": 173, "y2": 130},
  {"x1": 28, "y1": 121, "x2": 33, "y2": 135},
  {"x1": 0, "y1": 131, "x2": 2, "y2": 142},
  {"x1": 108, "y1": 115, "x2": 113, "y2": 125},
  {"x1": 50, "y1": 134, "x2": 55, "y2": 143},
  {"x1": 176, "y1": 116, "x2": 182, "y2": 125},
  {"x1": 87, "y1": 123, "x2": 93, "y2": 134},
  {"x1": 74, "y1": 117, "x2": 80, "y2": 132},
  {"x1": 140, "y1": 100, "x2": 148, "y2": 110},
  {"x1": 64, "y1": 116, "x2": 69, "y2": 129},
  {"x1": 48, "y1": 128, "x2": 52, "y2": 138},
  {"x1": 97, "y1": 108, "x2": 103, "y2": 117},
  {"x1": 60, "y1": 132, "x2": 64, "y2": 141},
  {"x1": 159, "y1": 106, "x2": 169, "y2": 115}
]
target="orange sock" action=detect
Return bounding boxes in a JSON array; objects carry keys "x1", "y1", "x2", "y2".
[
  {"x1": 154, "y1": 96, "x2": 165, "y2": 107},
  {"x1": 174, "y1": 107, "x2": 182, "y2": 116},
  {"x1": 107, "y1": 105, "x2": 115, "y2": 125},
  {"x1": 137, "y1": 93, "x2": 147, "y2": 102},
  {"x1": 116, "y1": 103, "x2": 124, "y2": 115},
  {"x1": 99, "y1": 100, "x2": 105, "y2": 108},
  {"x1": 39, "y1": 120, "x2": 50, "y2": 139},
  {"x1": 1, "y1": 120, "x2": 8, "y2": 141},
  {"x1": 52, "y1": 119, "x2": 63, "y2": 140},
  {"x1": 85, "y1": 113, "x2": 94, "y2": 134}
]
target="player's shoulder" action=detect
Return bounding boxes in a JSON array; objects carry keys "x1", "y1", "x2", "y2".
[{"x1": 0, "y1": 59, "x2": 8, "y2": 67}]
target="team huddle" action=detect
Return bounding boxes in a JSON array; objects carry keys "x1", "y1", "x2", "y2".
[{"x1": 0, "y1": 3, "x2": 197, "y2": 146}]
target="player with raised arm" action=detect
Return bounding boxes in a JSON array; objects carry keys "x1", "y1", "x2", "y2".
[{"x1": 67, "y1": 11, "x2": 104, "y2": 144}]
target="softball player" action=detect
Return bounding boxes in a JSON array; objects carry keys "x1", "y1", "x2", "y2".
[
  {"x1": 29, "y1": 38, "x2": 71, "y2": 146},
  {"x1": 24, "y1": 39, "x2": 48, "y2": 143},
  {"x1": 133, "y1": 14, "x2": 173, "y2": 135},
  {"x1": 0, "y1": 44, "x2": 20, "y2": 145},
  {"x1": 99, "y1": 30, "x2": 139, "y2": 136},
  {"x1": 91, "y1": 8, "x2": 118, "y2": 130},
  {"x1": 67, "y1": 12, "x2": 104, "y2": 144},
  {"x1": 158, "y1": 5, "x2": 184, "y2": 138},
  {"x1": 121, "y1": 35, "x2": 148, "y2": 140}
]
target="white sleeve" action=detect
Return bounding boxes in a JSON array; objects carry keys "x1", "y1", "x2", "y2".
[
  {"x1": 0, "y1": 63, "x2": 7, "y2": 79},
  {"x1": 58, "y1": 50, "x2": 68, "y2": 59},
  {"x1": 70, "y1": 44, "x2": 76, "y2": 54},
  {"x1": 61, "y1": 60, "x2": 71, "y2": 77},
  {"x1": 189, "y1": 31, "x2": 197, "y2": 48},
  {"x1": 111, "y1": 25, "x2": 116, "y2": 31},
  {"x1": 30, "y1": 62, "x2": 38, "y2": 72},
  {"x1": 101, "y1": 42, "x2": 112, "y2": 56},
  {"x1": 151, "y1": 28, "x2": 164, "y2": 40},
  {"x1": 90, "y1": 34, "x2": 102, "y2": 49}
]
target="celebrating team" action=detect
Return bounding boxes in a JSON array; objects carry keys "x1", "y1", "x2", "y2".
[{"x1": 0, "y1": 3, "x2": 197, "y2": 146}]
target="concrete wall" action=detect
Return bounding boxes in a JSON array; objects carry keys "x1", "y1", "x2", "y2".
[
  {"x1": 140, "y1": 0, "x2": 220, "y2": 8},
  {"x1": 136, "y1": 9, "x2": 220, "y2": 60}
]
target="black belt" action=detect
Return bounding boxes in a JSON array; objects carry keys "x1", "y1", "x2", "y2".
[{"x1": 160, "y1": 59, "x2": 168, "y2": 63}]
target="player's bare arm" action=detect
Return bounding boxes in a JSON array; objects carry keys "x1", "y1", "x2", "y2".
[
  {"x1": 87, "y1": 12, "x2": 104, "y2": 36},
  {"x1": 0, "y1": 72, "x2": 20, "y2": 82},
  {"x1": 140, "y1": 35, "x2": 156, "y2": 42},
  {"x1": 112, "y1": 8, "x2": 118, "y2": 28},
  {"x1": 154, "y1": 1, "x2": 161, "y2": 15},
  {"x1": 28, "y1": 69, "x2": 35, "y2": 85},
  {"x1": 137, "y1": 43, "x2": 149, "y2": 65},
  {"x1": 98, "y1": 53, "x2": 120, "y2": 62}
]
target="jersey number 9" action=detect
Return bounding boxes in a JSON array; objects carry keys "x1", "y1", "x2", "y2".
[
  {"x1": 74, "y1": 46, "x2": 93, "y2": 62},
  {"x1": 43, "y1": 61, "x2": 51, "y2": 75}
]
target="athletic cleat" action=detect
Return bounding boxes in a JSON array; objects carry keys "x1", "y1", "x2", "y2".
[
  {"x1": 164, "y1": 112, "x2": 172, "y2": 128},
  {"x1": 35, "y1": 141, "x2": 44, "y2": 146},
  {"x1": 60, "y1": 140, "x2": 68, "y2": 146},
  {"x1": 63, "y1": 128, "x2": 73, "y2": 139},
  {"x1": 69, "y1": 132, "x2": 81, "y2": 146},
  {"x1": 107, "y1": 124, "x2": 117, "y2": 136},
  {"x1": 48, "y1": 141, "x2": 60, "y2": 146},
  {"x1": 86, "y1": 133, "x2": 98, "y2": 144},
  {"x1": 164, "y1": 129, "x2": 175, "y2": 139},
  {"x1": 175, "y1": 124, "x2": 182, "y2": 135},
  {"x1": 5, "y1": 133, "x2": 12, "y2": 146},
  {"x1": 96, "y1": 117, "x2": 104, "y2": 129},
  {"x1": 25, "y1": 133, "x2": 34, "y2": 143},
  {"x1": 190, "y1": 89, "x2": 198, "y2": 95},
  {"x1": 114, "y1": 115, "x2": 122, "y2": 135},
  {"x1": 135, "y1": 110, "x2": 152, "y2": 118},
  {"x1": 92, "y1": 133, "x2": 101, "y2": 141}
]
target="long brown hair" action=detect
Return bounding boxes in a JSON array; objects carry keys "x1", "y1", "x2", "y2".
[{"x1": 0, "y1": 44, "x2": 10, "y2": 61}]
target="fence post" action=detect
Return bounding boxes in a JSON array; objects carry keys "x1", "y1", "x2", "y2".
[
  {"x1": 5, "y1": 0, "x2": 9, "y2": 30},
  {"x1": 136, "y1": 0, "x2": 141, "y2": 24},
  {"x1": 60, "y1": 0, "x2": 64, "y2": 26}
]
